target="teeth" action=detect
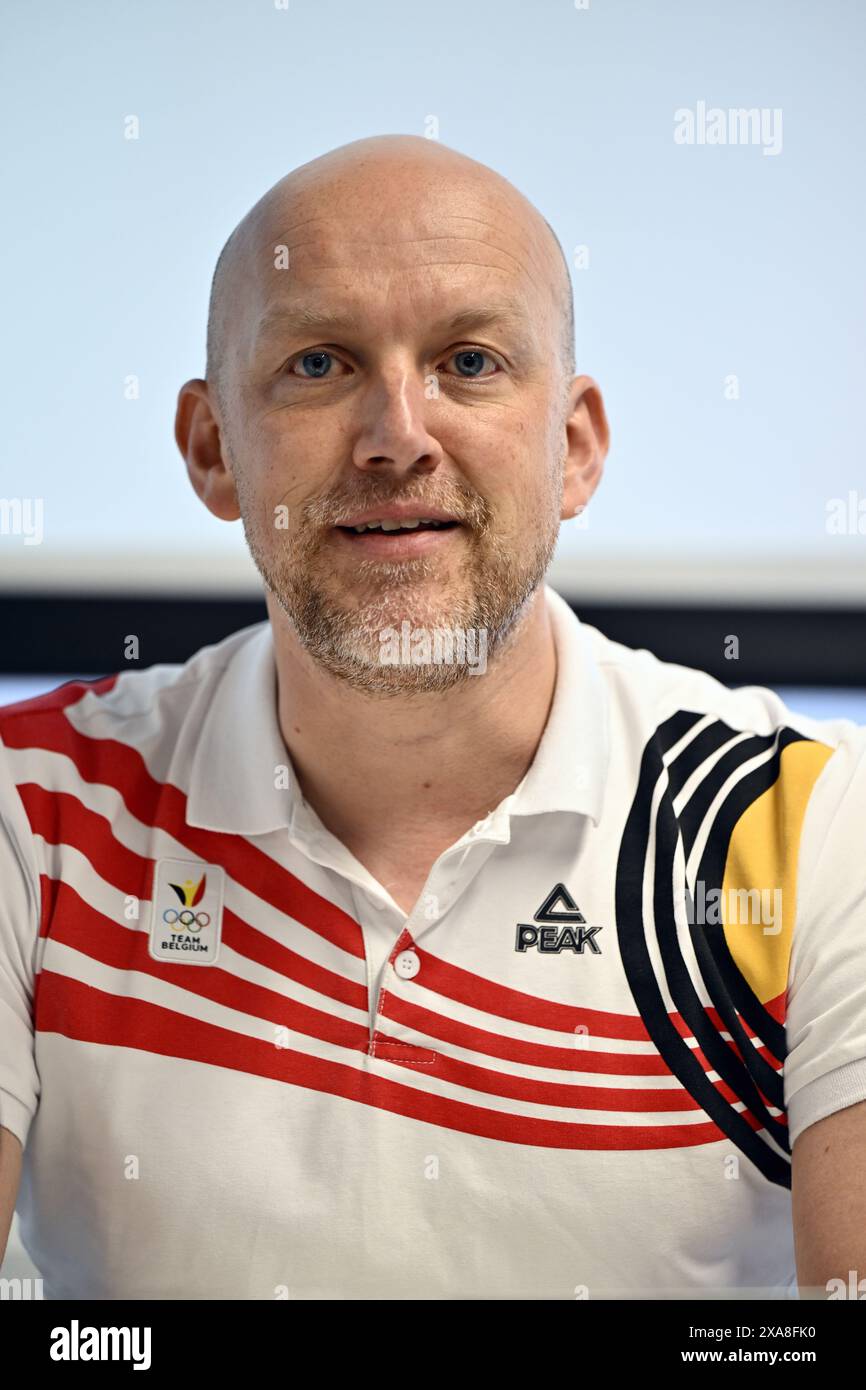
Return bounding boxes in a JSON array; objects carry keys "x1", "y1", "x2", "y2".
[{"x1": 349, "y1": 517, "x2": 445, "y2": 533}]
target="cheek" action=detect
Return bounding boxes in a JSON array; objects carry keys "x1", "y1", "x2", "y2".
[
  {"x1": 445, "y1": 415, "x2": 557, "y2": 527},
  {"x1": 491, "y1": 462, "x2": 554, "y2": 540},
  {"x1": 249, "y1": 421, "x2": 336, "y2": 515},
  {"x1": 493, "y1": 423, "x2": 558, "y2": 495}
]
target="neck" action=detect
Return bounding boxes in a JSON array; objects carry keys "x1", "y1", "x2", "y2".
[{"x1": 266, "y1": 585, "x2": 558, "y2": 846}]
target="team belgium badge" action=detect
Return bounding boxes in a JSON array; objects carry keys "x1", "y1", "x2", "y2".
[{"x1": 149, "y1": 858, "x2": 225, "y2": 964}]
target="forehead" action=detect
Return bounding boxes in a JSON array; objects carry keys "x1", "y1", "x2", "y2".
[{"x1": 237, "y1": 181, "x2": 558, "y2": 337}]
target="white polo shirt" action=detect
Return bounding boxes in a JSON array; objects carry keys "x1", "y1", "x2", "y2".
[{"x1": 2, "y1": 583, "x2": 866, "y2": 1300}]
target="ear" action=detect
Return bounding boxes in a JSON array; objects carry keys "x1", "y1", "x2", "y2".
[
  {"x1": 174, "y1": 378, "x2": 242, "y2": 522},
  {"x1": 560, "y1": 375, "x2": 610, "y2": 521}
]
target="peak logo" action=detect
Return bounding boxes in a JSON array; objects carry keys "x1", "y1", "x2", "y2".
[
  {"x1": 149, "y1": 859, "x2": 224, "y2": 964},
  {"x1": 515, "y1": 883, "x2": 603, "y2": 955}
]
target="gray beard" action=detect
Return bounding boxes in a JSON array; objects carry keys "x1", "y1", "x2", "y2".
[{"x1": 246, "y1": 515, "x2": 559, "y2": 697}]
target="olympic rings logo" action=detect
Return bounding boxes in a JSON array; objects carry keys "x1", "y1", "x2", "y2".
[{"x1": 162, "y1": 908, "x2": 211, "y2": 932}]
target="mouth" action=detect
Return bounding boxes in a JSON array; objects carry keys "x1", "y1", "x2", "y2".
[{"x1": 331, "y1": 516, "x2": 464, "y2": 557}]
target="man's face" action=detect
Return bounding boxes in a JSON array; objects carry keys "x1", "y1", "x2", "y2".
[{"x1": 217, "y1": 179, "x2": 571, "y2": 693}]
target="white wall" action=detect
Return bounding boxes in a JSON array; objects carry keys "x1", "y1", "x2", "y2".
[{"x1": 2, "y1": 0, "x2": 864, "y2": 605}]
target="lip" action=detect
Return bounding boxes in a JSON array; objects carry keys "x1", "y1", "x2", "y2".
[
  {"x1": 335, "y1": 502, "x2": 461, "y2": 528},
  {"x1": 329, "y1": 523, "x2": 464, "y2": 559}
]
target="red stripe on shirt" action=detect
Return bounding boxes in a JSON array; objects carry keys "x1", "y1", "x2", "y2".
[{"x1": 35, "y1": 970, "x2": 749, "y2": 1151}]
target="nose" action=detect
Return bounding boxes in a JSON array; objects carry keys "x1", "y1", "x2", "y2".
[{"x1": 351, "y1": 365, "x2": 444, "y2": 477}]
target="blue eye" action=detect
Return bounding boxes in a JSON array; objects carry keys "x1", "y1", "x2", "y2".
[
  {"x1": 287, "y1": 346, "x2": 498, "y2": 380},
  {"x1": 292, "y1": 350, "x2": 343, "y2": 378},
  {"x1": 444, "y1": 349, "x2": 499, "y2": 378}
]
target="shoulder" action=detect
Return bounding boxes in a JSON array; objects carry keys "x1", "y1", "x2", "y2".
[
  {"x1": 580, "y1": 614, "x2": 854, "y2": 755},
  {"x1": 591, "y1": 621, "x2": 865, "y2": 841},
  {"x1": 0, "y1": 621, "x2": 270, "y2": 765}
]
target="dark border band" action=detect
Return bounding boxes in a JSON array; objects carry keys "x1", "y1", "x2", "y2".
[{"x1": 1, "y1": 592, "x2": 864, "y2": 685}]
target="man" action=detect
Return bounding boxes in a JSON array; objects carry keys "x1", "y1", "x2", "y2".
[{"x1": 1, "y1": 134, "x2": 865, "y2": 1300}]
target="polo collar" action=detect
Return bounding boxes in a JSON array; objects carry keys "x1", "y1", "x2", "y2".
[
  {"x1": 184, "y1": 584, "x2": 610, "y2": 837},
  {"x1": 503, "y1": 585, "x2": 609, "y2": 826},
  {"x1": 185, "y1": 621, "x2": 300, "y2": 836}
]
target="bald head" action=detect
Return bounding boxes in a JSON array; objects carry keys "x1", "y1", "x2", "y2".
[{"x1": 204, "y1": 135, "x2": 575, "y2": 411}]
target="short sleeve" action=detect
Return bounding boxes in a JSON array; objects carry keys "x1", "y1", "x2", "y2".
[
  {"x1": 0, "y1": 729, "x2": 42, "y2": 1147},
  {"x1": 785, "y1": 728, "x2": 866, "y2": 1148}
]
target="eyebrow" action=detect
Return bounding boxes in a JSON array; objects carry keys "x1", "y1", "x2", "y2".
[{"x1": 253, "y1": 297, "x2": 532, "y2": 348}]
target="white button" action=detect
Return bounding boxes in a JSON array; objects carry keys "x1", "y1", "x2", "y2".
[{"x1": 393, "y1": 949, "x2": 421, "y2": 979}]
